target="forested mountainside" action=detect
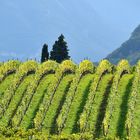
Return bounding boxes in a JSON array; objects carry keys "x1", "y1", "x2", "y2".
[{"x1": 107, "y1": 25, "x2": 140, "y2": 65}]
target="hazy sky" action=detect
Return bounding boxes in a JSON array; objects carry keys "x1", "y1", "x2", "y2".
[{"x1": 0, "y1": 0, "x2": 140, "y2": 62}]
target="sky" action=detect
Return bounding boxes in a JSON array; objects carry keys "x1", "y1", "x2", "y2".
[{"x1": 0, "y1": 0, "x2": 140, "y2": 62}]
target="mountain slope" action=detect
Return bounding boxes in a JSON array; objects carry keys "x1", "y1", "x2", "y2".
[{"x1": 106, "y1": 25, "x2": 140, "y2": 65}]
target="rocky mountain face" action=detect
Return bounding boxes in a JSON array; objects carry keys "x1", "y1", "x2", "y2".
[{"x1": 106, "y1": 25, "x2": 140, "y2": 65}]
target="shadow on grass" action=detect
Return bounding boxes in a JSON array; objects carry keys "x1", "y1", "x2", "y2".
[
  {"x1": 94, "y1": 77, "x2": 113, "y2": 138},
  {"x1": 116, "y1": 76, "x2": 133, "y2": 138},
  {"x1": 50, "y1": 81, "x2": 72, "y2": 134},
  {"x1": 27, "y1": 87, "x2": 48, "y2": 129},
  {"x1": 72, "y1": 80, "x2": 92, "y2": 134}
]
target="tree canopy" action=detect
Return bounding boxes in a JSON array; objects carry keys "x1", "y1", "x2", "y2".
[
  {"x1": 50, "y1": 34, "x2": 70, "y2": 63},
  {"x1": 41, "y1": 44, "x2": 49, "y2": 63}
]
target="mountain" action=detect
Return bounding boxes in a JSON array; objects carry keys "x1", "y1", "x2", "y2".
[
  {"x1": 0, "y1": 0, "x2": 140, "y2": 62},
  {"x1": 106, "y1": 25, "x2": 140, "y2": 65}
]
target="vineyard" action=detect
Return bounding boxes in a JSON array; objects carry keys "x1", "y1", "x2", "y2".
[{"x1": 0, "y1": 59, "x2": 140, "y2": 139}]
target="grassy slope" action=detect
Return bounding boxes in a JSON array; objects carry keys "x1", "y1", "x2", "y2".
[
  {"x1": 87, "y1": 74, "x2": 113, "y2": 137},
  {"x1": 62, "y1": 74, "x2": 94, "y2": 134},
  {"x1": 0, "y1": 75, "x2": 34, "y2": 127},
  {"x1": 107, "y1": 74, "x2": 133, "y2": 138},
  {"x1": 42, "y1": 74, "x2": 74, "y2": 134},
  {"x1": 131, "y1": 83, "x2": 140, "y2": 138},
  {"x1": 20, "y1": 74, "x2": 55, "y2": 129},
  {"x1": 0, "y1": 74, "x2": 15, "y2": 99}
]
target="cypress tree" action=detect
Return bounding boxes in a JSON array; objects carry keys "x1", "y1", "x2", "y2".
[
  {"x1": 41, "y1": 44, "x2": 49, "y2": 63},
  {"x1": 50, "y1": 34, "x2": 70, "y2": 63}
]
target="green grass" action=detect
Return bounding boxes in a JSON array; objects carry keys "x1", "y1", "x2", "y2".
[
  {"x1": 61, "y1": 74, "x2": 94, "y2": 134},
  {"x1": 0, "y1": 60, "x2": 139, "y2": 140},
  {"x1": 0, "y1": 74, "x2": 34, "y2": 127},
  {"x1": 107, "y1": 74, "x2": 133, "y2": 138},
  {"x1": 86, "y1": 74, "x2": 113, "y2": 137},
  {"x1": 130, "y1": 83, "x2": 140, "y2": 138},
  {"x1": 41, "y1": 74, "x2": 74, "y2": 134},
  {"x1": 20, "y1": 74, "x2": 55, "y2": 129},
  {"x1": 0, "y1": 74, "x2": 15, "y2": 99}
]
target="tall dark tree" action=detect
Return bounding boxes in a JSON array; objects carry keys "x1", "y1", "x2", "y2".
[
  {"x1": 41, "y1": 44, "x2": 49, "y2": 63},
  {"x1": 50, "y1": 34, "x2": 70, "y2": 63}
]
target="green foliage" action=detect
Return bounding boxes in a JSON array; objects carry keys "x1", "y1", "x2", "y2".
[
  {"x1": 0, "y1": 75, "x2": 34, "y2": 128},
  {"x1": 37, "y1": 60, "x2": 58, "y2": 76},
  {"x1": 106, "y1": 74, "x2": 133, "y2": 138},
  {"x1": 103, "y1": 59, "x2": 131, "y2": 136},
  {"x1": 34, "y1": 60, "x2": 76, "y2": 130},
  {"x1": 0, "y1": 60, "x2": 20, "y2": 82},
  {"x1": 20, "y1": 74, "x2": 55, "y2": 130},
  {"x1": 41, "y1": 44, "x2": 49, "y2": 63},
  {"x1": 55, "y1": 60, "x2": 76, "y2": 79},
  {"x1": 0, "y1": 128, "x2": 93, "y2": 140},
  {"x1": 0, "y1": 60, "x2": 38, "y2": 118},
  {"x1": 79, "y1": 60, "x2": 113, "y2": 132},
  {"x1": 56, "y1": 60, "x2": 94, "y2": 134},
  {"x1": 79, "y1": 60, "x2": 94, "y2": 74},
  {"x1": 0, "y1": 59, "x2": 139, "y2": 139},
  {"x1": 125, "y1": 61, "x2": 140, "y2": 138},
  {"x1": 85, "y1": 74, "x2": 113, "y2": 136},
  {"x1": 116, "y1": 59, "x2": 130, "y2": 73},
  {"x1": 11, "y1": 60, "x2": 58, "y2": 128},
  {"x1": 62, "y1": 74, "x2": 94, "y2": 134},
  {"x1": 96, "y1": 59, "x2": 113, "y2": 75},
  {"x1": 50, "y1": 34, "x2": 70, "y2": 63},
  {"x1": 42, "y1": 74, "x2": 74, "y2": 133},
  {"x1": 0, "y1": 74, "x2": 15, "y2": 100}
]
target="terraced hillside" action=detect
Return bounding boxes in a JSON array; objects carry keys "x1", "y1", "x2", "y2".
[{"x1": 0, "y1": 59, "x2": 140, "y2": 140}]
